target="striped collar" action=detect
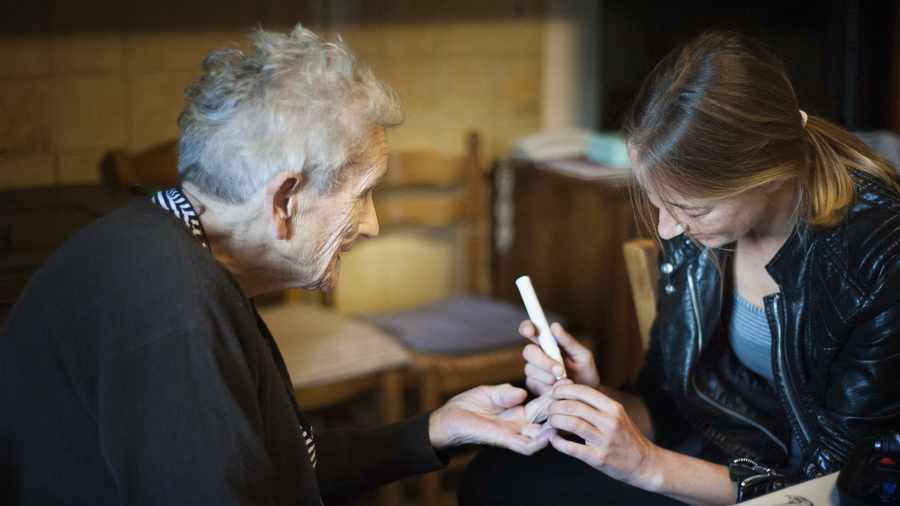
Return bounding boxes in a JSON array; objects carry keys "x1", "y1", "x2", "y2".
[{"x1": 151, "y1": 188, "x2": 210, "y2": 251}]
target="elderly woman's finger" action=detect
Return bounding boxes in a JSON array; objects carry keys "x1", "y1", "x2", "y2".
[
  {"x1": 524, "y1": 394, "x2": 552, "y2": 423},
  {"x1": 504, "y1": 427, "x2": 555, "y2": 455},
  {"x1": 489, "y1": 383, "x2": 528, "y2": 411},
  {"x1": 521, "y1": 421, "x2": 554, "y2": 438}
]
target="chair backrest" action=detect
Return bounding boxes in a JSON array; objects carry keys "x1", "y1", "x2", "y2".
[
  {"x1": 100, "y1": 141, "x2": 179, "y2": 193},
  {"x1": 623, "y1": 238, "x2": 660, "y2": 351},
  {"x1": 373, "y1": 132, "x2": 484, "y2": 294}
]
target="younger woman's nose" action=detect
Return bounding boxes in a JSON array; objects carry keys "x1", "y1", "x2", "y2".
[{"x1": 657, "y1": 208, "x2": 686, "y2": 240}]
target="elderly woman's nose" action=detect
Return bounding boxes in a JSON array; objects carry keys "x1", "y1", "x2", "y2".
[{"x1": 358, "y1": 198, "x2": 379, "y2": 238}]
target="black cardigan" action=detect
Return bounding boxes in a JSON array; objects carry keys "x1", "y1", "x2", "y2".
[{"x1": 0, "y1": 198, "x2": 444, "y2": 505}]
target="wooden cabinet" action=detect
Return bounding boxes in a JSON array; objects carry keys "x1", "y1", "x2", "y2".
[{"x1": 492, "y1": 159, "x2": 647, "y2": 386}]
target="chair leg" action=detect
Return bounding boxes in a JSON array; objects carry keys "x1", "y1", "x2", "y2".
[
  {"x1": 418, "y1": 367, "x2": 441, "y2": 506},
  {"x1": 380, "y1": 369, "x2": 406, "y2": 506}
]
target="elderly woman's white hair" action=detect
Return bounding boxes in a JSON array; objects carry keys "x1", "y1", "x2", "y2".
[{"x1": 177, "y1": 25, "x2": 403, "y2": 204}]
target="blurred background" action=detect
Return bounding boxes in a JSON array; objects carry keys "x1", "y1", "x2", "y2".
[{"x1": 2, "y1": 0, "x2": 897, "y2": 314}]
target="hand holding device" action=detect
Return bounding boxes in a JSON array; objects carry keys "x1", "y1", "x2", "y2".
[
  {"x1": 516, "y1": 275, "x2": 566, "y2": 380},
  {"x1": 516, "y1": 275, "x2": 566, "y2": 424}
]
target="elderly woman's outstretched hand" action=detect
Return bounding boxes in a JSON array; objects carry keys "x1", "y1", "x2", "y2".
[{"x1": 428, "y1": 383, "x2": 556, "y2": 455}]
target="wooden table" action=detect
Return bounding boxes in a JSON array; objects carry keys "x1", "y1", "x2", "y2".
[{"x1": 492, "y1": 158, "x2": 648, "y2": 386}]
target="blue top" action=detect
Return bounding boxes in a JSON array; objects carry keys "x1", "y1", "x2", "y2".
[
  {"x1": 729, "y1": 291, "x2": 803, "y2": 470},
  {"x1": 729, "y1": 292, "x2": 774, "y2": 381}
]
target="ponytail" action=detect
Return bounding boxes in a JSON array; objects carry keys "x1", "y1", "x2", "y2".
[{"x1": 801, "y1": 116, "x2": 900, "y2": 229}]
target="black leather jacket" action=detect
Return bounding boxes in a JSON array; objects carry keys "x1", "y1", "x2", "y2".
[{"x1": 633, "y1": 170, "x2": 900, "y2": 488}]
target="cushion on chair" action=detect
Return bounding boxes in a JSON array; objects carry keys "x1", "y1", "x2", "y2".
[
  {"x1": 363, "y1": 294, "x2": 568, "y2": 355},
  {"x1": 257, "y1": 303, "x2": 412, "y2": 388}
]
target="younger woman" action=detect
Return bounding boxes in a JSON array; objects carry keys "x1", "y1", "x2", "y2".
[{"x1": 459, "y1": 30, "x2": 900, "y2": 505}]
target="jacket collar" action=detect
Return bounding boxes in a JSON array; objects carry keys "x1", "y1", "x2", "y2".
[
  {"x1": 766, "y1": 225, "x2": 809, "y2": 285},
  {"x1": 660, "y1": 234, "x2": 704, "y2": 272}
]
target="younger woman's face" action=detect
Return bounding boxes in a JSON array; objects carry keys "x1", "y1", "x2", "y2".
[
  {"x1": 628, "y1": 143, "x2": 782, "y2": 248},
  {"x1": 646, "y1": 189, "x2": 775, "y2": 248}
]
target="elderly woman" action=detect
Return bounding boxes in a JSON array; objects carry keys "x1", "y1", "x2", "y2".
[{"x1": 0, "y1": 26, "x2": 551, "y2": 505}]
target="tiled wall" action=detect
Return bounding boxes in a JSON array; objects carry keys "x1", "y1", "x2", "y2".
[
  {"x1": 0, "y1": 0, "x2": 543, "y2": 187},
  {"x1": 0, "y1": 0, "x2": 546, "y2": 312}
]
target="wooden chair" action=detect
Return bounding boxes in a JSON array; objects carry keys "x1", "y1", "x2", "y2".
[
  {"x1": 255, "y1": 298, "x2": 411, "y2": 506},
  {"x1": 362, "y1": 132, "x2": 567, "y2": 506},
  {"x1": 622, "y1": 238, "x2": 661, "y2": 351},
  {"x1": 100, "y1": 140, "x2": 180, "y2": 194}
]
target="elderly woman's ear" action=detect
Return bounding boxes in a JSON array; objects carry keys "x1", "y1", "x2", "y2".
[{"x1": 266, "y1": 171, "x2": 306, "y2": 240}]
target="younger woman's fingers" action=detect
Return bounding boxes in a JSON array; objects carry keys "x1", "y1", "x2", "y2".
[
  {"x1": 519, "y1": 320, "x2": 538, "y2": 340},
  {"x1": 547, "y1": 399, "x2": 608, "y2": 431},
  {"x1": 523, "y1": 343, "x2": 564, "y2": 376},
  {"x1": 524, "y1": 362, "x2": 557, "y2": 388},
  {"x1": 548, "y1": 384, "x2": 619, "y2": 414},
  {"x1": 550, "y1": 323, "x2": 588, "y2": 355},
  {"x1": 525, "y1": 378, "x2": 550, "y2": 397},
  {"x1": 549, "y1": 432, "x2": 603, "y2": 468},
  {"x1": 547, "y1": 412, "x2": 601, "y2": 446}
]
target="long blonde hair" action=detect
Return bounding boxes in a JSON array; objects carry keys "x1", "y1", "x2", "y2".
[{"x1": 622, "y1": 30, "x2": 899, "y2": 235}]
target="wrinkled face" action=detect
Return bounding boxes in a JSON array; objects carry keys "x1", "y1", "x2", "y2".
[
  {"x1": 628, "y1": 143, "x2": 774, "y2": 248},
  {"x1": 291, "y1": 126, "x2": 388, "y2": 291}
]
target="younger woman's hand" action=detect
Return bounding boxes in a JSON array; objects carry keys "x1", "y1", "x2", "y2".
[
  {"x1": 544, "y1": 384, "x2": 739, "y2": 506},
  {"x1": 521, "y1": 321, "x2": 600, "y2": 396},
  {"x1": 545, "y1": 383, "x2": 658, "y2": 488}
]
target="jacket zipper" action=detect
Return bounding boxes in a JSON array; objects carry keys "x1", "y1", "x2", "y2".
[
  {"x1": 772, "y1": 295, "x2": 812, "y2": 445},
  {"x1": 687, "y1": 273, "x2": 790, "y2": 455}
]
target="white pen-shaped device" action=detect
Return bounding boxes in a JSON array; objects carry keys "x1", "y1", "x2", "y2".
[{"x1": 516, "y1": 275, "x2": 566, "y2": 380}]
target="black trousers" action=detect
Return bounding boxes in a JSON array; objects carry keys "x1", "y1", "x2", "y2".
[{"x1": 457, "y1": 442, "x2": 688, "y2": 506}]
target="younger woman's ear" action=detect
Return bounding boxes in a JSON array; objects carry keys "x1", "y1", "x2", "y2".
[{"x1": 267, "y1": 172, "x2": 306, "y2": 240}]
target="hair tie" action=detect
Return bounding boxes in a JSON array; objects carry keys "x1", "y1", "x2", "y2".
[{"x1": 799, "y1": 110, "x2": 808, "y2": 127}]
